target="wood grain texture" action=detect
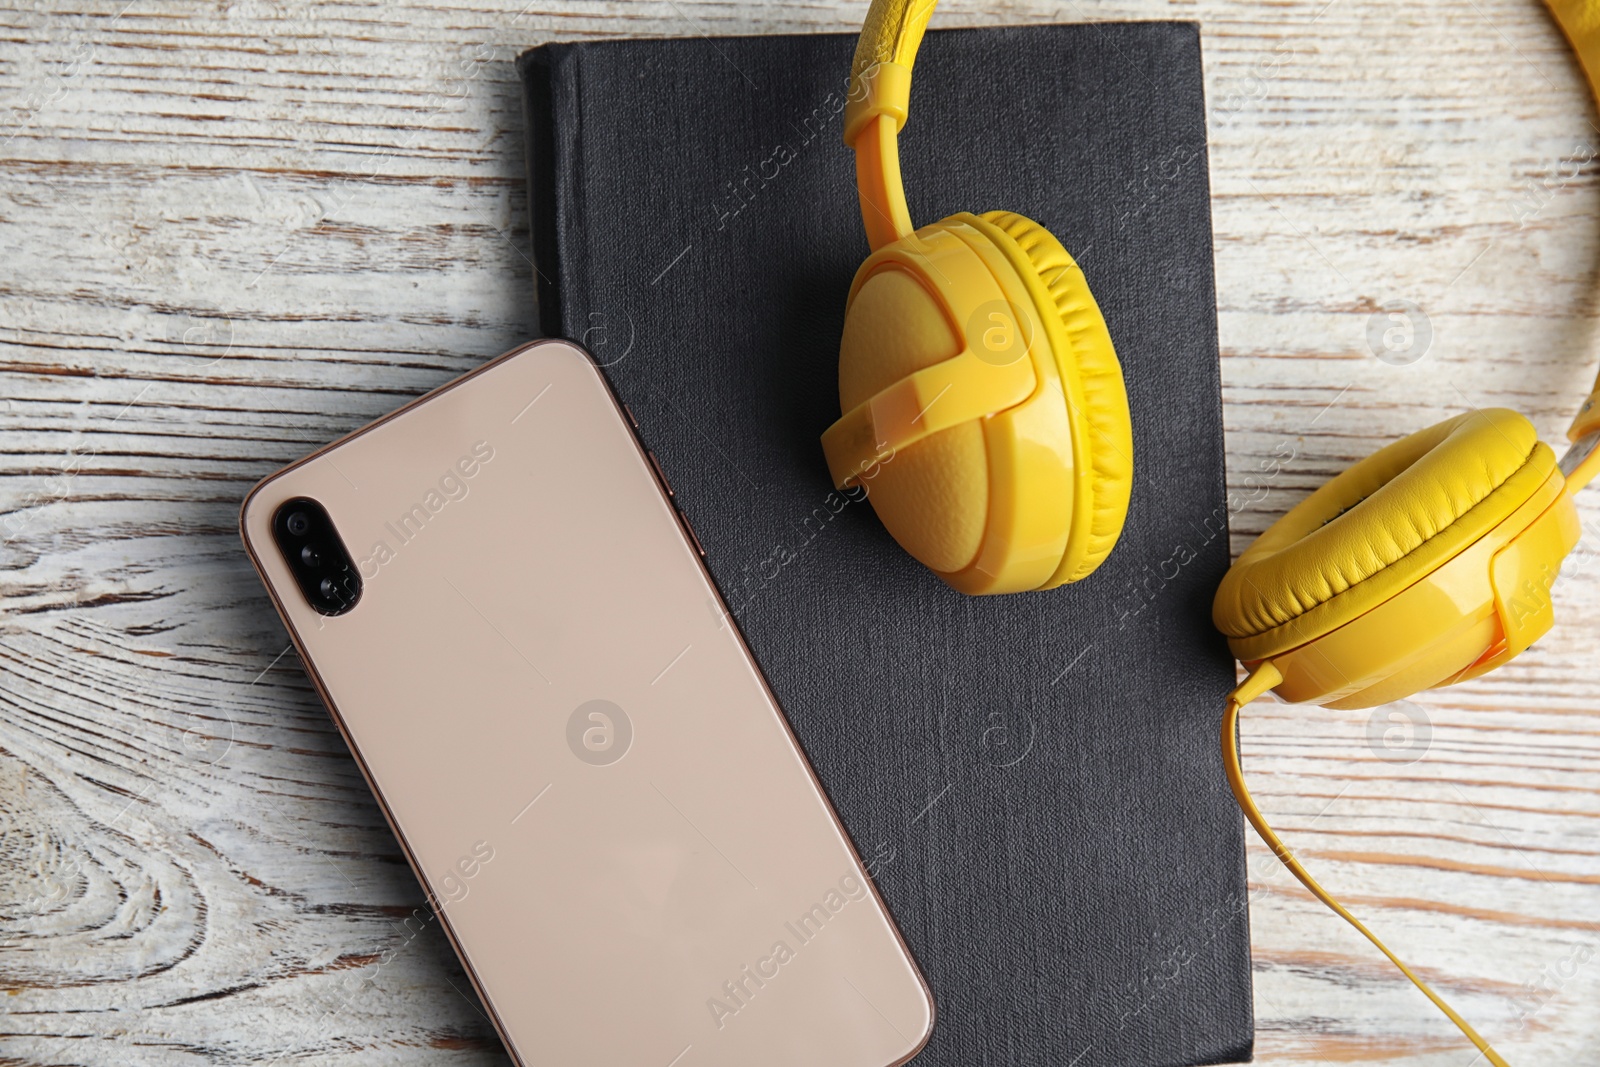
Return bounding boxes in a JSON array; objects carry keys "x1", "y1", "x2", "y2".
[{"x1": 1, "y1": 0, "x2": 1597, "y2": 1063}]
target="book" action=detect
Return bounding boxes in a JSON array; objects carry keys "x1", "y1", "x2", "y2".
[{"x1": 518, "y1": 23, "x2": 1250, "y2": 1067}]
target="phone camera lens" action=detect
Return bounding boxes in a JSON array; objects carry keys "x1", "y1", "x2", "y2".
[{"x1": 273, "y1": 497, "x2": 360, "y2": 616}]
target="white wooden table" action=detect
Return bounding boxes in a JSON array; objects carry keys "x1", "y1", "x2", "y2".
[{"x1": 2, "y1": 0, "x2": 1597, "y2": 1062}]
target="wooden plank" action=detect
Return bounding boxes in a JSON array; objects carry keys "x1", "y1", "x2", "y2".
[{"x1": 1, "y1": 0, "x2": 1596, "y2": 1062}]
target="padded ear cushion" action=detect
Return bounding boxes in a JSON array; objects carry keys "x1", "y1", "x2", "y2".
[
  {"x1": 981, "y1": 210, "x2": 1133, "y2": 581},
  {"x1": 1214, "y1": 409, "x2": 1557, "y2": 656}
]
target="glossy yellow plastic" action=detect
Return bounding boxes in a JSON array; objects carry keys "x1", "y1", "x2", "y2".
[
  {"x1": 1216, "y1": 0, "x2": 1600, "y2": 702},
  {"x1": 852, "y1": 113, "x2": 914, "y2": 251},
  {"x1": 964, "y1": 211, "x2": 1115, "y2": 587},
  {"x1": 821, "y1": 338, "x2": 1037, "y2": 489},
  {"x1": 843, "y1": 0, "x2": 919, "y2": 251},
  {"x1": 1238, "y1": 464, "x2": 1578, "y2": 709},
  {"x1": 826, "y1": 216, "x2": 1078, "y2": 594},
  {"x1": 845, "y1": 63, "x2": 914, "y2": 251},
  {"x1": 823, "y1": 0, "x2": 1133, "y2": 593}
]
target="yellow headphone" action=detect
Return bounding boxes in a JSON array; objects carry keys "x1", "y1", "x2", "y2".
[
  {"x1": 819, "y1": 0, "x2": 1134, "y2": 595},
  {"x1": 1217, "y1": 4, "x2": 1600, "y2": 1062},
  {"x1": 825, "y1": 0, "x2": 1600, "y2": 1062}
]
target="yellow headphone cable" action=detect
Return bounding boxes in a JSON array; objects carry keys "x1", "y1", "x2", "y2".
[{"x1": 1225, "y1": 665, "x2": 1511, "y2": 1067}]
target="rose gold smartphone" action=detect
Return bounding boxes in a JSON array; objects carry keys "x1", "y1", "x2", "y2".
[{"x1": 240, "y1": 339, "x2": 933, "y2": 1067}]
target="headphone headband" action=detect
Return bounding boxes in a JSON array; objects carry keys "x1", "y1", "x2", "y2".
[
  {"x1": 1545, "y1": 0, "x2": 1600, "y2": 477},
  {"x1": 842, "y1": 0, "x2": 1600, "y2": 469},
  {"x1": 850, "y1": 0, "x2": 935, "y2": 82},
  {"x1": 844, "y1": 0, "x2": 938, "y2": 249}
]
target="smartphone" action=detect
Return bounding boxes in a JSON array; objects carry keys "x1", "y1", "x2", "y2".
[{"x1": 240, "y1": 339, "x2": 933, "y2": 1067}]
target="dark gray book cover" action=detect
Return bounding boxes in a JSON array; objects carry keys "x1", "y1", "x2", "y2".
[{"x1": 518, "y1": 24, "x2": 1251, "y2": 1067}]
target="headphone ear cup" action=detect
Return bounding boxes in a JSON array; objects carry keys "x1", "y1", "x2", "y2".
[
  {"x1": 1215, "y1": 409, "x2": 1559, "y2": 680},
  {"x1": 980, "y1": 211, "x2": 1133, "y2": 584},
  {"x1": 837, "y1": 264, "x2": 992, "y2": 574},
  {"x1": 831, "y1": 213, "x2": 1132, "y2": 593}
]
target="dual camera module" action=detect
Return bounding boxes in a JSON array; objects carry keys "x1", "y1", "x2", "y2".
[{"x1": 272, "y1": 498, "x2": 362, "y2": 616}]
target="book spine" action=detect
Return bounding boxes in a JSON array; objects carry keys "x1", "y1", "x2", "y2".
[{"x1": 518, "y1": 46, "x2": 566, "y2": 340}]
